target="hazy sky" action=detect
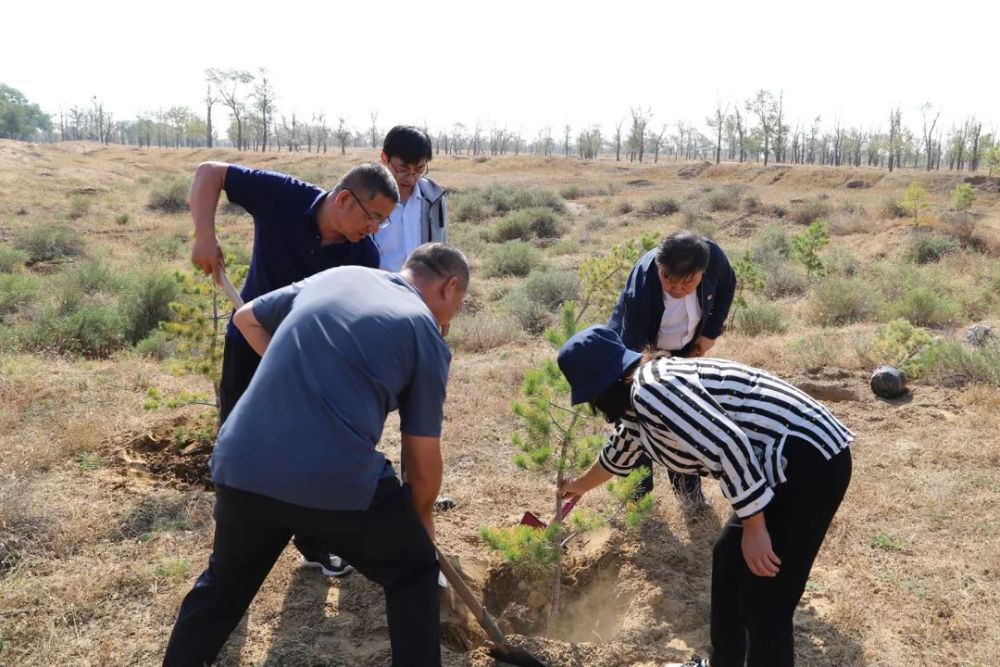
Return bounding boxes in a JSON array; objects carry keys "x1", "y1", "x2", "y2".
[{"x1": 4, "y1": 0, "x2": 998, "y2": 137}]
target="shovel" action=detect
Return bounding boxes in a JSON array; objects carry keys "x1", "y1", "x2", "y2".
[
  {"x1": 436, "y1": 547, "x2": 547, "y2": 667},
  {"x1": 520, "y1": 497, "x2": 577, "y2": 530},
  {"x1": 215, "y1": 266, "x2": 244, "y2": 309}
]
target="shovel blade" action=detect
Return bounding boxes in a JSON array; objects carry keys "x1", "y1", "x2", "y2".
[
  {"x1": 519, "y1": 511, "x2": 547, "y2": 529},
  {"x1": 487, "y1": 641, "x2": 548, "y2": 667}
]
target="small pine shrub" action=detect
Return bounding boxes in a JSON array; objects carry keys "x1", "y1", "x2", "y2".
[
  {"x1": 148, "y1": 178, "x2": 191, "y2": 213},
  {"x1": 14, "y1": 225, "x2": 84, "y2": 264},
  {"x1": 486, "y1": 241, "x2": 543, "y2": 278},
  {"x1": 855, "y1": 319, "x2": 931, "y2": 373},
  {"x1": 950, "y1": 183, "x2": 976, "y2": 212}
]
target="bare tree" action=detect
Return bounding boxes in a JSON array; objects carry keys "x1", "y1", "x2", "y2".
[
  {"x1": 613, "y1": 117, "x2": 625, "y2": 161},
  {"x1": 733, "y1": 107, "x2": 746, "y2": 162},
  {"x1": 920, "y1": 103, "x2": 940, "y2": 171},
  {"x1": 563, "y1": 124, "x2": 572, "y2": 157},
  {"x1": 969, "y1": 118, "x2": 983, "y2": 171},
  {"x1": 369, "y1": 111, "x2": 380, "y2": 148},
  {"x1": 628, "y1": 106, "x2": 651, "y2": 162},
  {"x1": 336, "y1": 117, "x2": 351, "y2": 155},
  {"x1": 746, "y1": 90, "x2": 776, "y2": 166},
  {"x1": 707, "y1": 98, "x2": 729, "y2": 164},
  {"x1": 253, "y1": 68, "x2": 275, "y2": 152},
  {"x1": 887, "y1": 107, "x2": 902, "y2": 172},
  {"x1": 203, "y1": 84, "x2": 216, "y2": 148},
  {"x1": 207, "y1": 68, "x2": 254, "y2": 150},
  {"x1": 650, "y1": 124, "x2": 667, "y2": 163}
]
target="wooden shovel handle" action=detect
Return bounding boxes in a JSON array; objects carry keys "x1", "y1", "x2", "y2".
[{"x1": 435, "y1": 546, "x2": 508, "y2": 646}]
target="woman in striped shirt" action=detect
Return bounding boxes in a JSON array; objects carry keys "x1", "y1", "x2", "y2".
[{"x1": 557, "y1": 326, "x2": 853, "y2": 667}]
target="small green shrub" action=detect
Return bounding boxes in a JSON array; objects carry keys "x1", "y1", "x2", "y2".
[
  {"x1": 480, "y1": 524, "x2": 561, "y2": 568},
  {"x1": 881, "y1": 198, "x2": 908, "y2": 219},
  {"x1": 483, "y1": 184, "x2": 565, "y2": 215},
  {"x1": 447, "y1": 313, "x2": 523, "y2": 352},
  {"x1": 148, "y1": 178, "x2": 191, "y2": 213},
  {"x1": 808, "y1": 277, "x2": 878, "y2": 326},
  {"x1": 487, "y1": 214, "x2": 533, "y2": 242},
  {"x1": 27, "y1": 303, "x2": 126, "y2": 357},
  {"x1": 940, "y1": 211, "x2": 978, "y2": 246},
  {"x1": 750, "y1": 224, "x2": 791, "y2": 265},
  {"x1": 615, "y1": 200, "x2": 634, "y2": 215},
  {"x1": 791, "y1": 220, "x2": 829, "y2": 275},
  {"x1": 688, "y1": 216, "x2": 718, "y2": 240},
  {"x1": 913, "y1": 339, "x2": 1000, "y2": 387},
  {"x1": 0, "y1": 274, "x2": 39, "y2": 316},
  {"x1": 0, "y1": 247, "x2": 30, "y2": 273},
  {"x1": 907, "y1": 235, "x2": 957, "y2": 264},
  {"x1": 761, "y1": 261, "x2": 808, "y2": 299},
  {"x1": 791, "y1": 333, "x2": 844, "y2": 370},
  {"x1": 732, "y1": 301, "x2": 787, "y2": 336},
  {"x1": 486, "y1": 241, "x2": 543, "y2": 278},
  {"x1": 14, "y1": 225, "x2": 84, "y2": 264},
  {"x1": 503, "y1": 290, "x2": 554, "y2": 334},
  {"x1": 823, "y1": 246, "x2": 862, "y2": 277},
  {"x1": 488, "y1": 207, "x2": 566, "y2": 241},
  {"x1": 142, "y1": 233, "x2": 188, "y2": 261},
  {"x1": 134, "y1": 328, "x2": 177, "y2": 360},
  {"x1": 641, "y1": 197, "x2": 680, "y2": 216},
  {"x1": 584, "y1": 216, "x2": 608, "y2": 231},
  {"x1": 68, "y1": 195, "x2": 92, "y2": 220},
  {"x1": 451, "y1": 191, "x2": 488, "y2": 222},
  {"x1": 950, "y1": 183, "x2": 976, "y2": 212},
  {"x1": 559, "y1": 185, "x2": 586, "y2": 200},
  {"x1": 790, "y1": 200, "x2": 832, "y2": 225},
  {"x1": 704, "y1": 185, "x2": 744, "y2": 212},
  {"x1": 519, "y1": 270, "x2": 580, "y2": 311},
  {"x1": 884, "y1": 286, "x2": 960, "y2": 327},
  {"x1": 115, "y1": 212, "x2": 130, "y2": 225},
  {"x1": 855, "y1": 319, "x2": 931, "y2": 373},
  {"x1": 121, "y1": 272, "x2": 179, "y2": 343},
  {"x1": 62, "y1": 259, "x2": 121, "y2": 295}
]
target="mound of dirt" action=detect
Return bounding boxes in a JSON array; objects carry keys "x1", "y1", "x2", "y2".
[{"x1": 109, "y1": 415, "x2": 215, "y2": 489}]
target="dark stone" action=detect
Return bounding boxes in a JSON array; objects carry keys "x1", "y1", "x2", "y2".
[{"x1": 870, "y1": 365, "x2": 907, "y2": 399}]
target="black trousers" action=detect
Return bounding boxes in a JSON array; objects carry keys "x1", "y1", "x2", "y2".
[
  {"x1": 218, "y1": 334, "x2": 325, "y2": 558},
  {"x1": 633, "y1": 451, "x2": 703, "y2": 500},
  {"x1": 163, "y1": 479, "x2": 441, "y2": 667},
  {"x1": 709, "y1": 440, "x2": 852, "y2": 667}
]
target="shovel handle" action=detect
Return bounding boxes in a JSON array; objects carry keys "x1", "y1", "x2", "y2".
[
  {"x1": 215, "y1": 267, "x2": 244, "y2": 309},
  {"x1": 435, "y1": 547, "x2": 508, "y2": 646}
]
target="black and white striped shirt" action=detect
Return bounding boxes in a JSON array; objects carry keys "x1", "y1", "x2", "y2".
[{"x1": 599, "y1": 357, "x2": 854, "y2": 518}]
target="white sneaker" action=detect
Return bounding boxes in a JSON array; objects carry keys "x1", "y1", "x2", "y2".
[{"x1": 300, "y1": 552, "x2": 354, "y2": 577}]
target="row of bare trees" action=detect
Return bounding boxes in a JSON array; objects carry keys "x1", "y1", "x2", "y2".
[{"x1": 28, "y1": 78, "x2": 1000, "y2": 174}]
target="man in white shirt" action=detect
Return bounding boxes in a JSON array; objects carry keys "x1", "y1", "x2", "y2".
[{"x1": 375, "y1": 126, "x2": 448, "y2": 272}]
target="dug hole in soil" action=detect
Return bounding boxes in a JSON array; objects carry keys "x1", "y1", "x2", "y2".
[{"x1": 442, "y1": 527, "x2": 690, "y2": 666}]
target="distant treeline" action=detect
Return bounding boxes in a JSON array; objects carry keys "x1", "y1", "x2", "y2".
[{"x1": 2, "y1": 72, "x2": 998, "y2": 174}]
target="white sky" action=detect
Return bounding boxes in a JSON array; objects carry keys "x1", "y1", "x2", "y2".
[{"x1": 4, "y1": 0, "x2": 999, "y2": 137}]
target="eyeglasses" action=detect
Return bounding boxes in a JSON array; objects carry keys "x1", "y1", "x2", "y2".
[
  {"x1": 347, "y1": 190, "x2": 391, "y2": 230},
  {"x1": 387, "y1": 160, "x2": 428, "y2": 180}
]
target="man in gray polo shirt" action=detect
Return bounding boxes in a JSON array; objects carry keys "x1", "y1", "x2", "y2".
[{"x1": 163, "y1": 243, "x2": 469, "y2": 667}]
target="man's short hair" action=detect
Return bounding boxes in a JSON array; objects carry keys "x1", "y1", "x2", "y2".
[
  {"x1": 655, "y1": 231, "x2": 710, "y2": 280},
  {"x1": 332, "y1": 163, "x2": 400, "y2": 204},
  {"x1": 403, "y1": 243, "x2": 469, "y2": 289},
  {"x1": 382, "y1": 125, "x2": 433, "y2": 165}
]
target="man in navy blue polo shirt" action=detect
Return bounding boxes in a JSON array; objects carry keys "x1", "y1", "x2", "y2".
[
  {"x1": 163, "y1": 243, "x2": 469, "y2": 667},
  {"x1": 189, "y1": 161, "x2": 398, "y2": 575}
]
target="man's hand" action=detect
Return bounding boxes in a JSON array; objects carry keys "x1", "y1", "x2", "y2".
[
  {"x1": 691, "y1": 335, "x2": 716, "y2": 357},
  {"x1": 192, "y1": 235, "x2": 225, "y2": 280},
  {"x1": 741, "y1": 513, "x2": 781, "y2": 577}
]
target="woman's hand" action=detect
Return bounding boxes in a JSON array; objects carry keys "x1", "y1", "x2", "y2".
[
  {"x1": 558, "y1": 477, "x2": 587, "y2": 503},
  {"x1": 741, "y1": 513, "x2": 781, "y2": 577}
]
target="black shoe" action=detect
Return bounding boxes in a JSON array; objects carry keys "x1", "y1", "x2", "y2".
[
  {"x1": 434, "y1": 496, "x2": 457, "y2": 512},
  {"x1": 663, "y1": 655, "x2": 709, "y2": 667},
  {"x1": 300, "y1": 552, "x2": 354, "y2": 577}
]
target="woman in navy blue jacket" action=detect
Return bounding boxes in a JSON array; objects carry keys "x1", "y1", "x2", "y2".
[{"x1": 607, "y1": 232, "x2": 736, "y2": 503}]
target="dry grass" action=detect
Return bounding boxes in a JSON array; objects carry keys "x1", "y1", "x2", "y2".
[{"x1": 1, "y1": 140, "x2": 999, "y2": 666}]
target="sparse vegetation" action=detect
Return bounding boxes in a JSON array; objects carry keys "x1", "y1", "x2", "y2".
[
  {"x1": 13, "y1": 225, "x2": 83, "y2": 264},
  {"x1": 640, "y1": 196, "x2": 680, "y2": 216},
  {"x1": 808, "y1": 276, "x2": 877, "y2": 326},
  {"x1": 147, "y1": 178, "x2": 191, "y2": 213},
  {"x1": 732, "y1": 301, "x2": 787, "y2": 336}
]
